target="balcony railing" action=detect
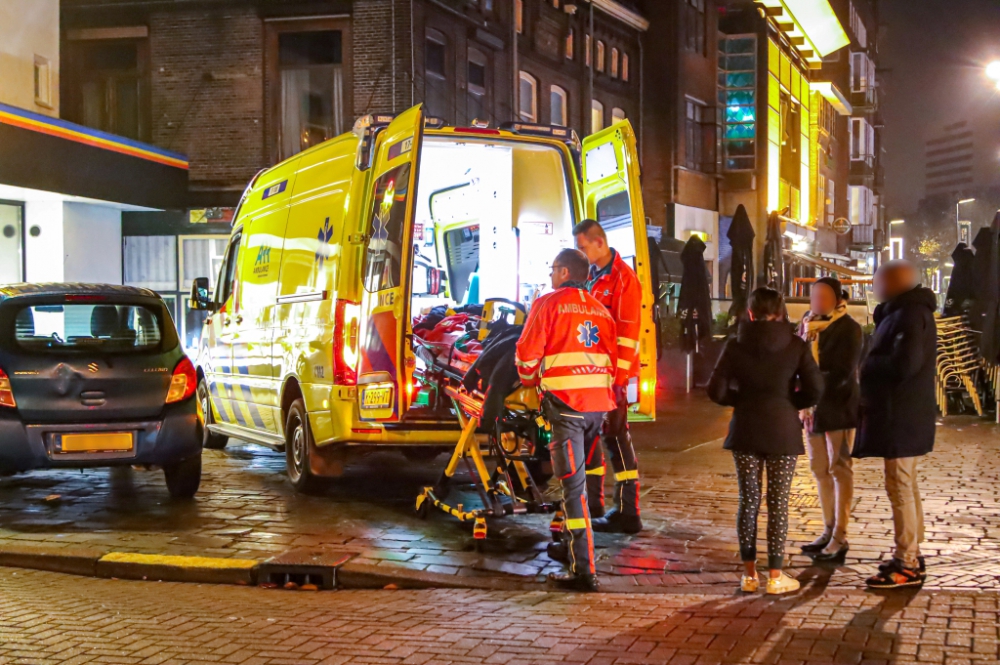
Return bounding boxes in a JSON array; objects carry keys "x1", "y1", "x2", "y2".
[{"x1": 850, "y1": 87, "x2": 877, "y2": 112}]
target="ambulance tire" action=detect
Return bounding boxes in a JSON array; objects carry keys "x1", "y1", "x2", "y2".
[
  {"x1": 285, "y1": 399, "x2": 324, "y2": 494},
  {"x1": 199, "y1": 380, "x2": 229, "y2": 450}
]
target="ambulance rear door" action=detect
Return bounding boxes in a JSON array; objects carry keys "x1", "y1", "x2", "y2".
[
  {"x1": 356, "y1": 106, "x2": 423, "y2": 421},
  {"x1": 580, "y1": 120, "x2": 656, "y2": 421}
]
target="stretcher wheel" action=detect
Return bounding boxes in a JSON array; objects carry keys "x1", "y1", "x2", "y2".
[{"x1": 415, "y1": 493, "x2": 430, "y2": 519}]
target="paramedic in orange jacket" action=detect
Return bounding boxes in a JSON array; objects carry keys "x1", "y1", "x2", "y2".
[
  {"x1": 516, "y1": 248, "x2": 617, "y2": 593},
  {"x1": 574, "y1": 219, "x2": 643, "y2": 534}
]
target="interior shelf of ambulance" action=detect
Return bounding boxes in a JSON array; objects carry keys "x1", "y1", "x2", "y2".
[{"x1": 402, "y1": 135, "x2": 636, "y2": 421}]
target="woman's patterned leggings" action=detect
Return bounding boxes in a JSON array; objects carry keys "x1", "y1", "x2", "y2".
[{"x1": 733, "y1": 451, "x2": 798, "y2": 570}]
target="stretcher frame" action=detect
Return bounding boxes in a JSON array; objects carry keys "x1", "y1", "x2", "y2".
[{"x1": 413, "y1": 375, "x2": 558, "y2": 543}]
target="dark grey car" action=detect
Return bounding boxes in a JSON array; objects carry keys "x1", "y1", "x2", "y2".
[{"x1": 0, "y1": 284, "x2": 202, "y2": 498}]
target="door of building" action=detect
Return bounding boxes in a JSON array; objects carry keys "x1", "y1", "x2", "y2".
[{"x1": 0, "y1": 202, "x2": 24, "y2": 285}]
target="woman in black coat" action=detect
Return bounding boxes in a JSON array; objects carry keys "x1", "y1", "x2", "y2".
[
  {"x1": 797, "y1": 277, "x2": 863, "y2": 562},
  {"x1": 709, "y1": 287, "x2": 823, "y2": 595}
]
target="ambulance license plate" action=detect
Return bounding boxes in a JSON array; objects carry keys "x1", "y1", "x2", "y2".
[
  {"x1": 361, "y1": 384, "x2": 394, "y2": 410},
  {"x1": 60, "y1": 432, "x2": 134, "y2": 453}
]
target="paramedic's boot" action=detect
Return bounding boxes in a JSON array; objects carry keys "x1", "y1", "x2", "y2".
[
  {"x1": 592, "y1": 508, "x2": 643, "y2": 534},
  {"x1": 548, "y1": 571, "x2": 599, "y2": 593},
  {"x1": 546, "y1": 541, "x2": 569, "y2": 564}
]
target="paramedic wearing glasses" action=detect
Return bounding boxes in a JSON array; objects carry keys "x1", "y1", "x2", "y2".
[
  {"x1": 516, "y1": 249, "x2": 617, "y2": 593},
  {"x1": 574, "y1": 219, "x2": 644, "y2": 534}
]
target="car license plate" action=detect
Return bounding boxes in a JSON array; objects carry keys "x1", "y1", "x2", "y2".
[
  {"x1": 361, "y1": 384, "x2": 394, "y2": 410},
  {"x1": 60, "y1": 432, "x2": 134, "y2": 453}
]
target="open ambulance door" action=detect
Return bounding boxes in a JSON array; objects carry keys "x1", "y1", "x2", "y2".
[
  {"x1": 581, "y1": 120, "x2": 656, "y2": 421},
  {"x1": 356, "y1": 106, "x2": 423, "y2": 422}
]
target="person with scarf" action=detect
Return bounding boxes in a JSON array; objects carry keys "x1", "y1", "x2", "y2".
[{"x1": 797, "y1": 277, "x2": 863, "y2": 562}]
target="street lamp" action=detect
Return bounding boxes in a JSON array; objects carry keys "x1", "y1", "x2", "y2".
[
  {"x1": 988, "y1": 60, "x2": 1000, "y2": 89},
  {"x1": 957, "y1": 198, "x2": 975, "y2": 244}
]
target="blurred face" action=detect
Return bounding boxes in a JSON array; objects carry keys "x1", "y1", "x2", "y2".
[
  {"x1": 810, "y1": 283, "x2": 839, "y2": 317},
  {"x1": 874, "y1": 265, "x2": 916, "y2": 302},
  {"x1": 574, "y1": 233, "x2": 605, "y2": 265},
  {"x1": 550, "y1": 262, "x2": 571, "y2": 289}
]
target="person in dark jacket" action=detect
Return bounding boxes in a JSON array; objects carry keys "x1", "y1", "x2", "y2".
[
  {"x1": 855, "y1": 261, "x2": 938, "y2": 589},
  {"x1": 709, "y1": 287, "x2": 823, "y2": 595},
  {"x1": 797, "y1": 277, "x2": 863, "y2": 562}
]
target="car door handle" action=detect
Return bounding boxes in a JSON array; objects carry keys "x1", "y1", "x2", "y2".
[
  {"x1": 224, "y1": 317, "x2": 231, "y2": 326},
  {"x1": 235, "y1": 315, "x2": 244, "y2": 325}
]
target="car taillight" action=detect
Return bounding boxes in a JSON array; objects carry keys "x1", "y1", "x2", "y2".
[
  {"x1": 334, "y1": 300, "x2": 361, "y2": 385},
  {"x1": 0, "y1": 368, "x2": 15, "y2": 408},
  {"x1": 166, "y1": 356, "x2": 198, "y2": 404}
]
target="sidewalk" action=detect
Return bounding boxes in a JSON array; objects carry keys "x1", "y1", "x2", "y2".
[{"x1": 0, "y1": 389, "x2": 997, "y2": 591}]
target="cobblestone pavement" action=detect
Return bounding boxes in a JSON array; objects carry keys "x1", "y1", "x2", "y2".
[
  {"x1": 1, "y1": 567, "x2": 999, "y2": 665},
  {"x1": 0, "y1": 385, "x2": 998, "y2": 591}
]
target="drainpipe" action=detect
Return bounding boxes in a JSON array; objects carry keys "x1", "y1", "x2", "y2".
[
  {"x1": 588, "y1": 1, "x2": 594, "y2": 134},
  {"x1": 639, "y1": 31, "x2": 644, "y2": 165},
  {"x1": 392, "y1": 0, "x2": 397, "y2": 112},
  {"x1": 410, "y1": 0, "x2": 416, "y2": 106},
  {"x1": 513, "y1": 0, "x2": 519, "y2": 121}
]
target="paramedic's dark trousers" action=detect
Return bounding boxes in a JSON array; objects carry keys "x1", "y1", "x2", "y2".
[
  {"x1": 544, "y1": 397, "x2": 603, "y2": 577},
  {"x1": 585, "y1": 392, "x2": 640, "y2": 517}
]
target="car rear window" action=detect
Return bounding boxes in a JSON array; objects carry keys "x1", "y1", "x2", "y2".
[{"x1": 12, "y1": 302, "x2": 165, "y2": 354}]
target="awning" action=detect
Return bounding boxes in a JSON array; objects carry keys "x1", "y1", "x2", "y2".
[
  {"x1": 787, "y1": 251, "x2": 872, "y2": 279},
  {"x1": 755, "y1": 0, "x2": 850, "y2": 64},
  {"x1": 810, "y1": 81, "x2": 853, "y2": 116},
  {"x1": 0, "y1": 102, "x2": 188, "y2": 210}
]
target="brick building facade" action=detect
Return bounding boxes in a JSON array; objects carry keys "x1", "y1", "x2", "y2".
[{"x1": 60, "y1": 0, "x2": 645, "y2": 209}]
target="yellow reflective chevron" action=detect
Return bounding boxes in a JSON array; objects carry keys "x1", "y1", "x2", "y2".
[
  {"x1": 615, "y1": 469, "x2": 639, "y2": 482},
  {"x1": 565, "y1": 517, "x2": 591, "y2": 530}
]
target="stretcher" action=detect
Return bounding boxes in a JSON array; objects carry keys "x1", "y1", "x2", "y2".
[{"x1": 412, "y1": 337, "x2": 561, "y2": 544}]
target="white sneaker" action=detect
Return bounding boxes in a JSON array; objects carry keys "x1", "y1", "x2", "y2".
[
  {"x1": 740, "y1": 574, "x2": 759, "y2": 592},
  {"x1": 766, "y1": 572, "x2": 800, "y2": 595}
]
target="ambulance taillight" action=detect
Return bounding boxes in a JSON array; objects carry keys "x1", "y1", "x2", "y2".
[{"x1": 334, "y1": 300, "x2": 361, "y2": 385}]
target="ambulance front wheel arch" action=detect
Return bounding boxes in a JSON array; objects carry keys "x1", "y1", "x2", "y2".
[
  {"x1": 197, "y1": 375, "x2": 228, "y2": 450},
  {"x1": 284, "y1": 397, "x2": 325, "y2": 494}
]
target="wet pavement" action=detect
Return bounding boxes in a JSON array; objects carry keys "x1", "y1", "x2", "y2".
[
  {"x1": 2, "y1": 566, "x2": 997, "y2": 665},
  {"x1": 0, "y1": 385, "x2": 999, "y2": 591}
]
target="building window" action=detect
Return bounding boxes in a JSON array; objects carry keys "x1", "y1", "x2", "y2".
[
  {"x1": 719, "y1": 34, "x2": 757, "y2": 171},
  {"x1": 33, "y1": 56, "x2": 52, "y2": 108},
  {"x1": 515, "y1": 0, "x2": 523, "y2": 34},
  {"x1": 851, "y1": 51, "x2": 874, "y2": 93},
  {"x1": 850, "y1": 1, "x2": 868, "y2": 49},
  {"x1": 596, "y1": 41, "x2": 606, "y2": 72},
  {"x1": 826, "y1": 178, "x2": 836, "y2": 226},
  {"x1": 591, "y1": 99, "x2": 604, "y2": 135},
  {"x1": 551, "y1": 85, "x2": 568, "y2": 126},
  {"x1": 467, "y1": 48, "x2": 489, "y2": 125},
  {"x1": 684, "y1": 101, "x2": 713, "y2": 172},
  {"x1": 851, "y1": 117, "x2": 874, "y2": 164},
  {"x1": 612, "y1": 107, "x2": 626, "y2": 123},
  {"x1": 566, "y1": 29, "x2": 574, "y2": 60},
  {"x1": 68, "y1": 39, "x2": 148, "y2": 141},
  {"x1": 622, "y1": 53, "x2": 630, "y2": 82},
  {"x1": 684, "y1": 0, "x2": 706, "y2": 55},
  {"x1": 610, "y1": 48, "x2": 620, "y2": 78},
  {"x1": 552, "y1": 0, "x2": 560, "y2": 7},
  {"x1": 275, "y1": 29, "x2": 347, "y2": 160},
  {"x1": 850, "y1": 185, "x2": 873, "y2": 226},
  {"x1": 519, "y1": 71, "x2": 537, "y2": 122},
  {"x1": 585, "y1": 34, "x2": 592, "y2": 67},
  {"x1": 424, "y1": 30, "x2": 449, "y2": 121}
]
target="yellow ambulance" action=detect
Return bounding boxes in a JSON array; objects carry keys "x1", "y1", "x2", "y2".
[{"x1": 189, "y1": 105, "x2": 657, "y2": 491}]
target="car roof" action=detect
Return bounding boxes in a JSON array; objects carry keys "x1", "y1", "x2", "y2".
[{"x1": 0, "y1": 283, "x2": 161, "y2": 302}]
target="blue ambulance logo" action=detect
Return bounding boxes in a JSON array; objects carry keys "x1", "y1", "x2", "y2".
[
  {"x1": 315, "y1": 217, "x2": 334, "y2": 267},
  {"x1": 577, "y1": 321, "x2": 600, "y2": 348}
]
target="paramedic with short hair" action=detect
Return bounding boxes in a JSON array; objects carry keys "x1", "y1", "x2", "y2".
[
  {"x1": 515, "y1": 248, "x2": 616, "y2": 593},
  {"x1": 574, "y1": 219, "x2": 643, "y2": 534}
]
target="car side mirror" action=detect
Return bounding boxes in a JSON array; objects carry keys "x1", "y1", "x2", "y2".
[{"x1": 189, "y1": 277, "x2": 215, "y2": 312}]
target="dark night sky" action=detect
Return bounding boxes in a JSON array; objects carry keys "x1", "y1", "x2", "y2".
[{"x1": 881, "y1": 0, "x2": 1000, "y2": 215}]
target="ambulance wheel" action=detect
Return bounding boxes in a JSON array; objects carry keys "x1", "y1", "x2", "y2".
[
  {"x1": 285, "y1": 399, "x2": 323, "y2": 494},
  {"x1": 199, "y1": 381, "x2": 229, "y2": 450}
]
